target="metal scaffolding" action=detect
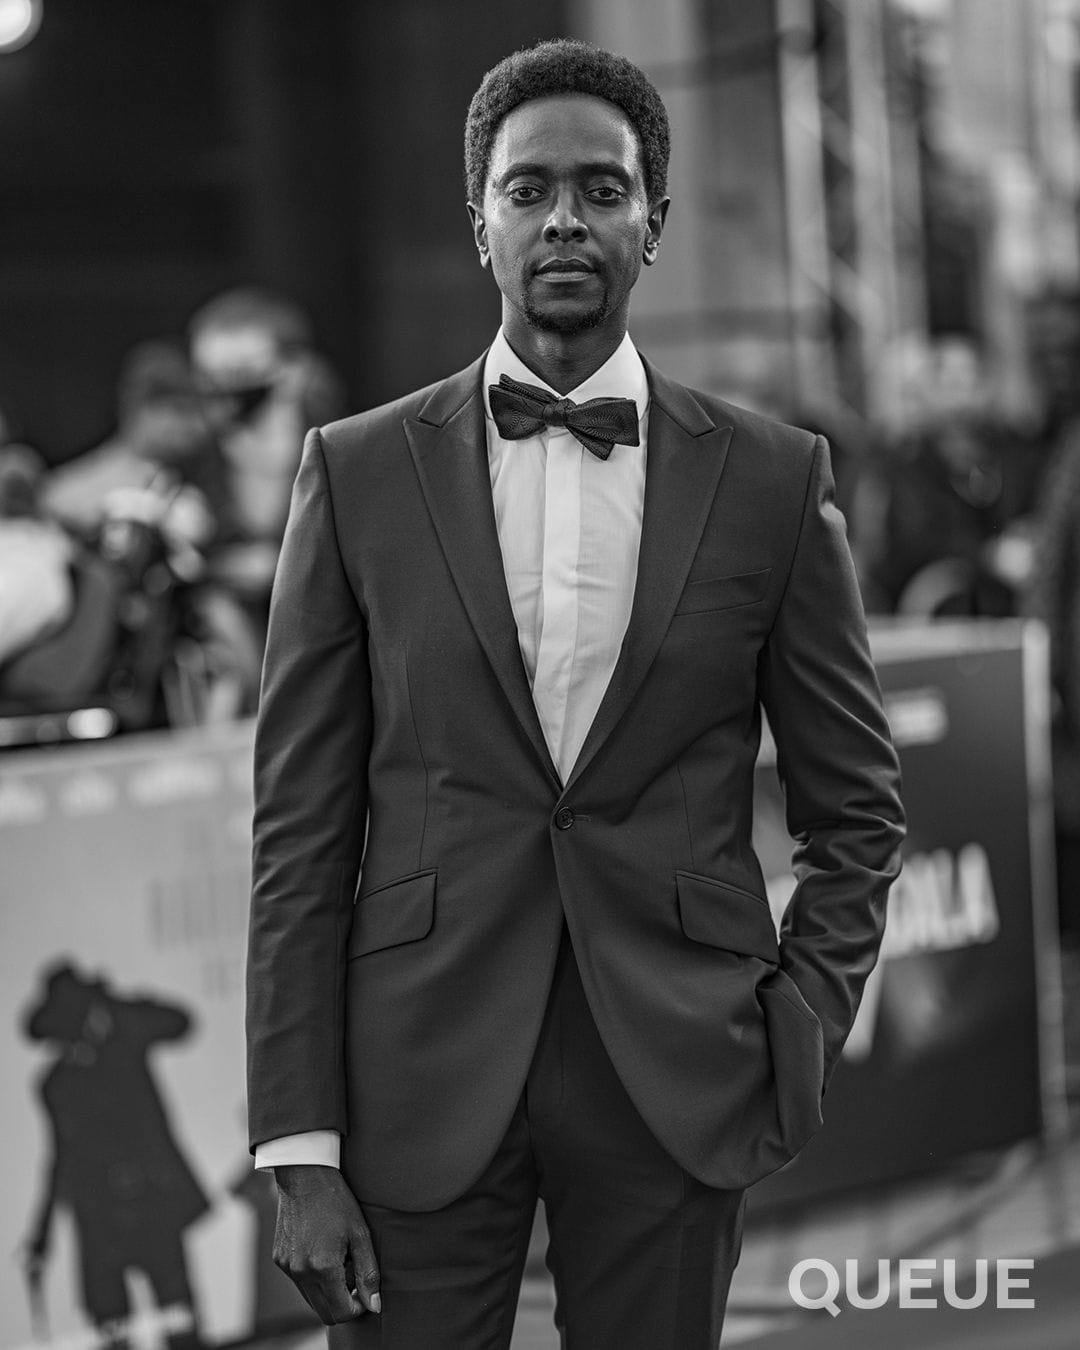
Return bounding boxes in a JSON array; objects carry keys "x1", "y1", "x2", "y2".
[{"x1": 777, "y1": 0, "x2": 926, "y2": 422}]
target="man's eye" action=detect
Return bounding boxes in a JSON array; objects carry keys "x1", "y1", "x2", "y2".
[
  {"x1": 508, "y1": 185, "x2": 543, "y2": 201},
  {"x1": 589, "y1": 186, "x2": 624, "y2": 201}
]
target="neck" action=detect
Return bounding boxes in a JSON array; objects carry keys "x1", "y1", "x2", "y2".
[{"x1": 501, "y1": 310, "x2": 628, "y2": 394}]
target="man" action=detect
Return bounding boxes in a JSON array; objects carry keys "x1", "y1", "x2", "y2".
[
  {"x1": 43, "y1": 340, "x2": 227, "y2": 540},
  {"x1": 246, "y1": 39, "x2": 904, "y2": 1349},
  {"x1": 188, "y1": 287, "x2": 346, "y2": 559}
]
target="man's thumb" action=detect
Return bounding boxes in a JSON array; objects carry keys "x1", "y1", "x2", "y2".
[{"x1": 350, "y1": 1226, "x2": 381, "y2": 1314}]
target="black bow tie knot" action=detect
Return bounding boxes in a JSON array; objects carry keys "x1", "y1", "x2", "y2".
[
  {"x1": 543, "y1": 396, "x2": 575, "y2": 428},
  {"x1": 488, "y1": 373, "x2": 640, "y2": 460}
]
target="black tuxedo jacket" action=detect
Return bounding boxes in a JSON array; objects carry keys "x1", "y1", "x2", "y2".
[{"x1": 246, "y1": 354, "x2": 904, "y2": 1210}]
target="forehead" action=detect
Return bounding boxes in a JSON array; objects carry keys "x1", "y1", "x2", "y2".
[
  {"x1": 488, "y1": 92, "x2": 643, "y2": 181},
  {"x1": 192, "y1": 325, "x2": 279, "y2": 375}
]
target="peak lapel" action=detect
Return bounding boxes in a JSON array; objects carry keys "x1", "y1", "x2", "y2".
[
  {"x1": 404, "y1": 360, "x2": 561, "y2": 790},
  {"x1": 562, "y1": 362, "x2": 733, "y2": 795}
]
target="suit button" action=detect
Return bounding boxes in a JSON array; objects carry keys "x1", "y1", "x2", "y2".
[{"x1": 555, "y1": 806, "x2": 575, "y2": 830}]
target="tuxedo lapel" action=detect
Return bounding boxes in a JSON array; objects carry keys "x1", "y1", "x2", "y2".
[
  {"x1": 403, "y1": 355, "x2": 732, "y2": 798},
  {"x1": 404, "y1": 359, "x2": 562, "y2": 790},
  {"x1": 562, "y1": 361, "x2": 733, "y2": 795}
]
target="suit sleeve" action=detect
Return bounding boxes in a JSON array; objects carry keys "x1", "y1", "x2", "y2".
[
  {"x1": 759, "y1": 435, "x2": 905, "y2": 1085},
  {"x1": 246, "y1": 427, "x2": 371, "y2": 1150}
]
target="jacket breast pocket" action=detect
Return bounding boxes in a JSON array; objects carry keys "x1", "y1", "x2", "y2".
[
  {"x1": 675, "y1": 869, "x2": 779, "y2": 962},
  {"x1": 347, "y1": 868, "x2": 436, "y2": 958},
  {"x1": 672, "y1": 567, "x2": 772, "y2": 617}
]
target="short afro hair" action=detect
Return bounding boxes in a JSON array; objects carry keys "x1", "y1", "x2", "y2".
[{"x1": 465, "y1": 39, "x2": 670, "y2": 207}]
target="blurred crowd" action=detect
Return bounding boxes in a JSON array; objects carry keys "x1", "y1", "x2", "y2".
[
  {"x1": 4, "y1": 287, "x2": 1080, "y2": 925},
  {"x1": 0, "y1": 288, "x2": 345, "y2": 738}
]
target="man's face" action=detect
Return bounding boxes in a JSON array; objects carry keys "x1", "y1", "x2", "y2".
[{"x1": 469, "y1": 93, "x2": 667, "y2": 337}]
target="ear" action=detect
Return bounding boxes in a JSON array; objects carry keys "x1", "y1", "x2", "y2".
[
  {"x1": 466, "y1": 202, "x2": 490, "y2": 269},
  {"x1": 642, "y1": 196, "x2": 670, "y2": 267}
]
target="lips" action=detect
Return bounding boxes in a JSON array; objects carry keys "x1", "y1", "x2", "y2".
[{"x1": 536, "y1": 259, "x2": 596, "y2": 275}]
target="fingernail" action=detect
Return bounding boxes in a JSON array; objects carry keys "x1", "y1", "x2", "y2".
[{"x1": 371, "y1": 1292, "x2": 382, "y2": 1314}]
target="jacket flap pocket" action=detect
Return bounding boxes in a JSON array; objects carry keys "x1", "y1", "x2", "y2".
[
  {"x1": 676, "y1": 870, "x2": 779, "y2": 962},
  {"x1": 348, "y1": 869, "x2": 436, "y2": 958},
  {"x1": 673, "y1": 566, "x2": 772, "y2": 616}
]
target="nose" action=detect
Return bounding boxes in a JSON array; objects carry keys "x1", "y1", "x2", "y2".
[{"x1": 543, "y1": 190, "x2": 588, "y2": 243}]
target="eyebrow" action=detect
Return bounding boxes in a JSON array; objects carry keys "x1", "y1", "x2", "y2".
[{"x1": 497, "y1": 160, "x2": 635, "y2": 188}]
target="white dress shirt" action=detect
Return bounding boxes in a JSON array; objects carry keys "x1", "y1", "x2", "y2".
[{"x1": 255, "y1": 328, "x2": 650, "y2": 1171}]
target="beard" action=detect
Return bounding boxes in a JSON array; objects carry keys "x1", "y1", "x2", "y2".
[{"x1": 521, "y1": 276, "x2": 610, "y2": 335}]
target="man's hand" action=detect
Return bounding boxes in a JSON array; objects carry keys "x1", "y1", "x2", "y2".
[{"x1": 272, "y1": 1164, "x2": 381, "y2": 1325}]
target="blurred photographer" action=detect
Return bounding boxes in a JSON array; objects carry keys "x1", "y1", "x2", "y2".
[
  {"x1": 862, "y1": 337, "x2": 1028, "y2": 615},
  {"x1": 44, "y1": 340, "x2": 231, "y2": 540},
  {"x1": 0, "y1": 444, "x2": 75, "y2": 668},
  {"x1": 188, "y1": 287, "x2": 345, "y2": 630},
  {"x1": 10, "y1": 343, "x2": 264, "y2": 726}
]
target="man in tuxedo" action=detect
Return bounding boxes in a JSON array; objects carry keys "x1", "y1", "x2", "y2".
[{"x1": 246, "y1": 38, "x2": 904, "y2": 1349}]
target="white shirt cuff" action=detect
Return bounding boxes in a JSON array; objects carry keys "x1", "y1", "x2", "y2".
[{"x1": 254, "y1": 1130, "x2": 341, "y2": 1172}]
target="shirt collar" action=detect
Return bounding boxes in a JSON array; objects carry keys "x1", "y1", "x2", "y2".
[{"x1": 483, "y1": 327, "x2": 649, "y2": 425}]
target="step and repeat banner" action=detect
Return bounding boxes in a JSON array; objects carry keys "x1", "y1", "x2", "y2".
[
  {"x1": 0, "y1": 722, "x2": 315, "y2": 1348},
  {"x1": 0, "y1": 620, "x2": 1064, "y2": 1345}
]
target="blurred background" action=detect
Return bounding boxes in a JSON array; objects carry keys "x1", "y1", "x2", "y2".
[{"x1": 2, "y1": 1, "x2": 1080, "y2": 1347}]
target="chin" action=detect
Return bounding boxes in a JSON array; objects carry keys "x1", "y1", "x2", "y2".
[{"x1": 522, "y1": 298, "x2": 609, "y2": 336}]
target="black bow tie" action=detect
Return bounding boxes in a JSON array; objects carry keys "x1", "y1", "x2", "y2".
[{"x1": 488, "y1": 374, "x2": 640, "y2": 461}]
